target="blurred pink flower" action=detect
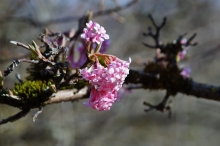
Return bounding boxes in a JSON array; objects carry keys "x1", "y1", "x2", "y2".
[
  {"x1": 181, "y1": 66, "x2": 191, "y2": 78},
  {"x1": 80, "y1": 57, "x2": 131, "y2": 111},
  {"x1": 68, "y1": 40, "x2": 110, "y2": 68},
  {"x1": 180, "y1": 38, "x2": 187, "y2": 45},
  {"x1": 178, "y1": 49, "x2": 187, "y2": 60},
  {"x1": 176, "y1": 38, "x2": 191, "y2": 62}
]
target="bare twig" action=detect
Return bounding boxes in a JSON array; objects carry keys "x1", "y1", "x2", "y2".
[
  {"x1": 10, "y1": 41, "x2": 30, "y2": 51},
  {"x1": 4, "y1": 58, "x2": 39, "y2": 76},
  {"x1": 3, "y1": 0, "x2": 27, "y2": 17},
  {"x1": 109, "y1": 12, "x2": 125, "y2": 23},
  {"x1": 15, "y1": 73, "x2": 23, "y2": 84},
  {"x1": 0, "y1": 109, "x2": 30, "y2": 125},
  {"x1": 186, "y1": 33, "x2": 198, "y2": 46},
  {"x1": 0, "y1": 0, "x2": 139, "y2": 26},
  {"x1": 142, "y1": 14, "x2": 166, "y2": 49},
  {"x1": 0, "y1": 53, "x2": 30, "y2": 63},
  {"x1": 93, "y1": 0, "x2": 138, "y2": 17},
  {"x1": 143, "y1": 91, "x2": 172, "y2": 116},
  {"x1": 33, "y1": 107, "x2": 43, "y2": 122},
  {"x1": 4, "y1": 59, "x2": 20, "y2": 76}
]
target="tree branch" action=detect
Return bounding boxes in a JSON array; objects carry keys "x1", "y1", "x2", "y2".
[
  {"x1": 0, "y1": 87, "x2": 88, "y2": 109},
  {"x1": 125, "y1": 69, "x2": 220, "y2": 102},
  {"x1": 0, "y1": 0, "x2": 139, "y2": 27},
  {"x1": 1, "y1": 69, "x2": 220, "y2": 110},
  {"x1": 0, "y1": 108, "x2": 30, "y2": 125},
  {"x1": 44, "y1": 87, "x2": 88, "y2": 105}
]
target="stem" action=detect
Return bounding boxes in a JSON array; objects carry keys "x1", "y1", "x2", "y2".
[
  {"x1": 95, "y1": 42, "x2": 102, "y2": 53},
  {"x1": 87, "y1": 42, "x2": 92, "y2": 53}
]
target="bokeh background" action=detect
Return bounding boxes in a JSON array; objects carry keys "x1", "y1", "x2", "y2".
[{"x1": 1, "y1": 0, "x2": 220, "y2": 146}]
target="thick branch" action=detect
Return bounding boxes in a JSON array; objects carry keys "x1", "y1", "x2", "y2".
[
  {"x1": 1, "y1": 69, "x2": 220, "y2": 110},
  {"x1": 125, "y1": 70, "x2": 220, "y2": 102},
  {"x1": 0, "y1": 95, "x2": 24, "y2": 108},
  {"x1": 0, "y1": 87, "x2": 88, "y2": 109},
  {"x1": 189, "y1": 82, "x2": 220, "y2": 101},
  {"x1": 44, "y1": 87, "x2": 88, "y2": 105},
  {"x1": 1, "y1": 66, "x2": 220, "y2": 111}
]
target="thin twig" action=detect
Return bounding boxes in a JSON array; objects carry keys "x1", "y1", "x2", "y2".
[
  {"x1": 19, "y1": 58, "x2": 39, "y2": 64},
  {"x1": 15, "y1": 73, "x2": 23, "y2": 84},
  {"x1": 144, "y1": 91, "x2": 170, "y2": 112},
  {"x1": 4, "y1": 58, "x2": 39, "y2": 76},
  {"x1": 0, "y1": 0, "x2": 139, "y2": 26},
  {"x1": 10, "y1": 41, "x2": 30, "y2": 51},
  {"x1": 142, "y1": 14, "x2": 167, "y2": 49},
  {"x1": 33, "y1": 107, "x2": 43, "y2": 122},
  {"x1": 0, "y1": 109, "x2": 30, "y2": 125}
]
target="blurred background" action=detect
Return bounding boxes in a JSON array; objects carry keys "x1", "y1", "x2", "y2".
[{"x1": 1, "y1": 0, "x2": 220, "y2": 145}]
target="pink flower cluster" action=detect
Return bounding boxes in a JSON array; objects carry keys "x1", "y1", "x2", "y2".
[
  {"x1": 177, "y1": 38, "x2": 190, "y2": 61},
  {"x1": 181, "y1": 66, "x2": 191, "y2": 78},
  {"x1": 180, "y1": 38, "x2": 187, "y2": 45},
  {"x1": 178, "y1": 49, "x2": 187, "y2": 61},
  {"x1": 80, "y1": 57, "x2": 131, "y2": 111},
  {"x1": 81, "y1": 21, "x2": 109, "y2": 44}
]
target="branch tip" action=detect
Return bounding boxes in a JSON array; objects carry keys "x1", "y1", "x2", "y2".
[{"x1": 10, "y1": 41, "x2": 17, "y2": 45}]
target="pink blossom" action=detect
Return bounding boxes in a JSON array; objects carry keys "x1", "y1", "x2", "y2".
[
  {"x1": 180, "y1": 38, "x2": 187, "y2": 45},
  {"x1": 80, "y1": 57, "x2": 131, "y2": 111},
  {"x1": 178, "y1": 49, "x2": 187, "y2": 60},
  {"x1": 86, "y1": 20, "x2": 97, "y2": 29},
  {"x1": 177, "y1": 47, "x2": 190, "y2": 61},
  {"x1": 81, "y1": 28, "x2": 93, "y2": 42},
  {"x1": 81, "y1": 21, "x2": 98, "y2": 42},
  {"x1": 83, "y1": 88, "x2": 115, "y2": 111},
  {"x1": 176, "y1": 38, "x2": 190, "y2": 61},
  {"x1": 80, "y1": 21, "x2": 109, "y2": 44},
  {"x1": 181, "y1": 66, "x2": 191, "y2": 78}
]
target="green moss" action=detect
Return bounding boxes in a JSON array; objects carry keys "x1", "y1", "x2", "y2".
[{"x1": 12, "y1": 80, "x2": 53, "y2": 103}]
